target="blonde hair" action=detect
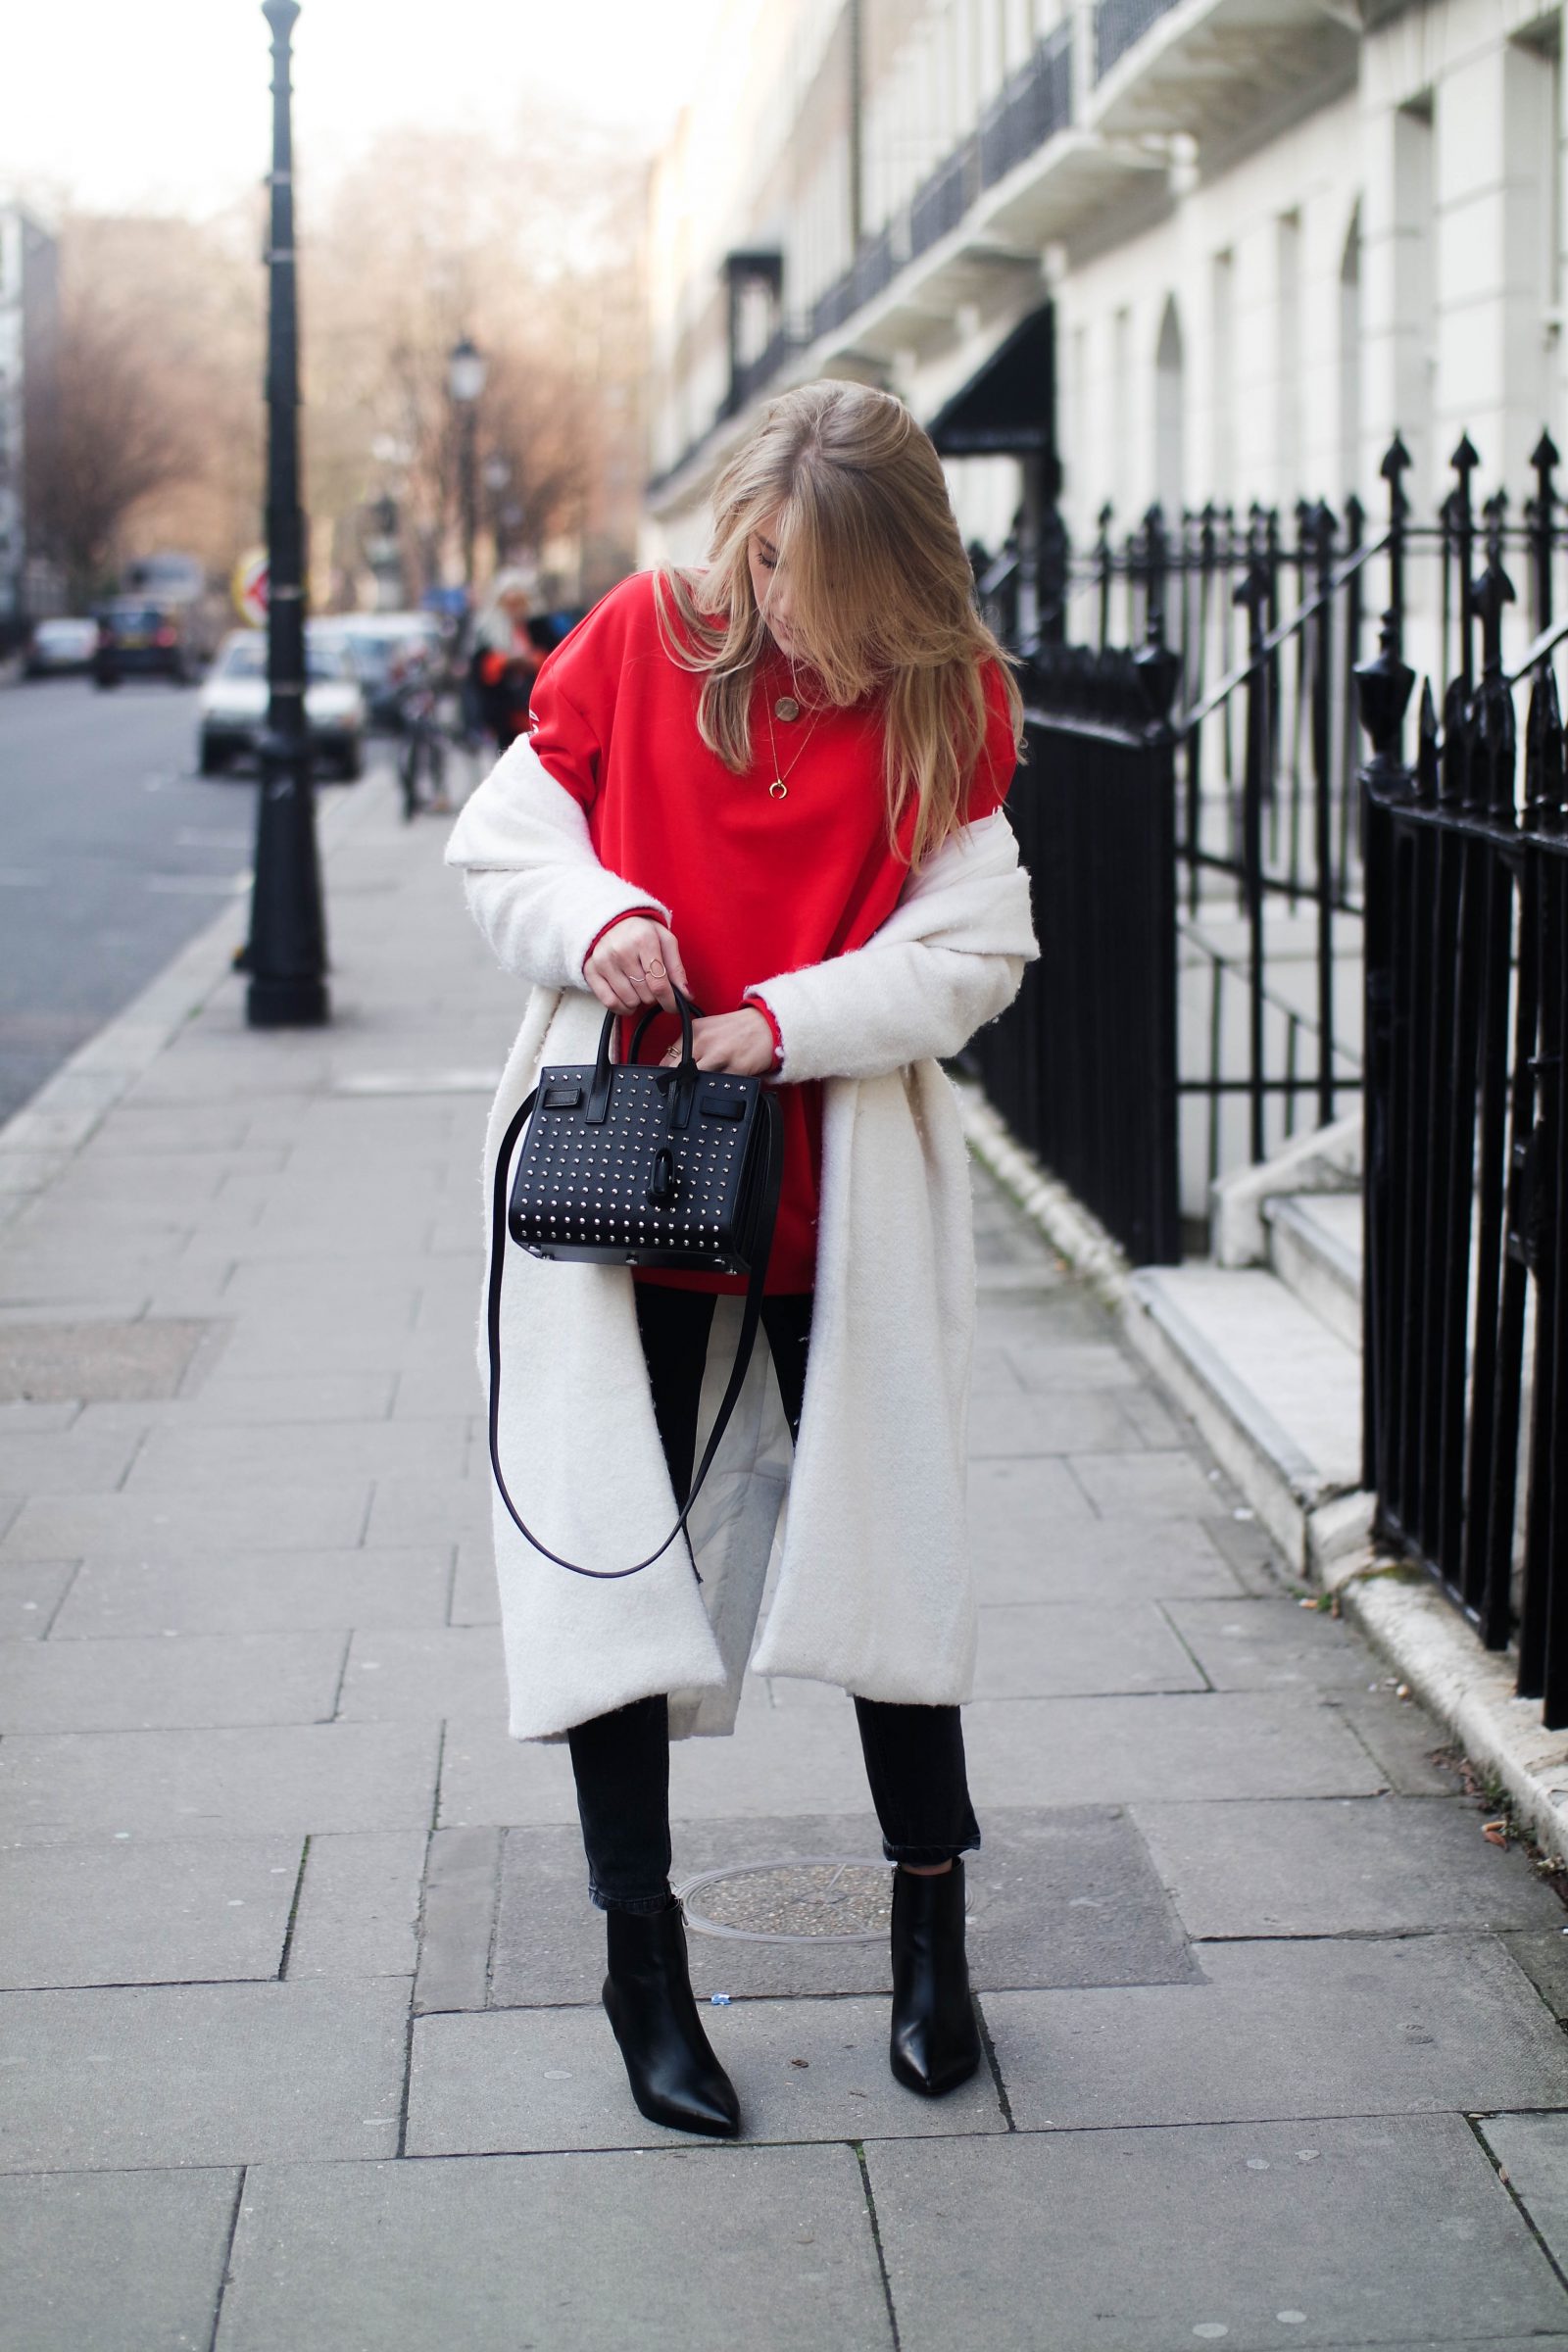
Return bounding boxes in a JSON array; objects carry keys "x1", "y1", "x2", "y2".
[{"x1": 653, "y1": 380, "x2": 1023, "y2": 865}]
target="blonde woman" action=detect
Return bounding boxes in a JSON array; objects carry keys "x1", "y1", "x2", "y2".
[{"x1": 446, "y1": 380, "x2": 1037, "y2": 2140}]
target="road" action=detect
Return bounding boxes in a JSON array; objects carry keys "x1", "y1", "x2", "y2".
[{"x1": 0, "y1": 675, "x2": 372, "y2": 1126}]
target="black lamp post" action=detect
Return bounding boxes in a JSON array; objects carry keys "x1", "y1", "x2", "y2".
[
  {"x1": 448, "y1": 334, "x2": 486, "y2": 592},
  {"x1": 246, "y1": 0, "x2": 327, "y2": 1028}
]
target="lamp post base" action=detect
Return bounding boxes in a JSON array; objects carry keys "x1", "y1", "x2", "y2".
[{"x1": 247, "y1": 972, "x2": 330, "y2": 1027}]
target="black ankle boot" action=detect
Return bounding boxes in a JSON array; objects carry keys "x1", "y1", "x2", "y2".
[
  {"x1": 889, "y1": 1859, "x2": 982, "y2": 2097},
  {"x1": 602, "y1": 1899, "x2": 741, "y2": 2138}
]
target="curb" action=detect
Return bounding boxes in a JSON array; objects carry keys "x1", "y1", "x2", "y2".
[
  {"x1": 0, "y1": 768, "x2": 400, "y2": 1236},
  {"x1": 956, "y1": 1074, "x2": 1568, "y2": 1867}
]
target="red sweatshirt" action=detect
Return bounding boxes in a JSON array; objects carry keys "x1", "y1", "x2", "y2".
[{"x1": 524, "y1": 570, "x2": 1016, "y2": 1293}]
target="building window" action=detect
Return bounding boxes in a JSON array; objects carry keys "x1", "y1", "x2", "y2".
[{"x1": 1155, "y1": 295, "x2": 1185, "y2": 514}]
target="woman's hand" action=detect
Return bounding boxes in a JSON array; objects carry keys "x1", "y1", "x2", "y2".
[
  {"x1": 583, "y1": 916, "x2": 690, "y2": 1013},
  {"x1": 672, "y1": 1008, "x2": 776, "y2": 1076}
]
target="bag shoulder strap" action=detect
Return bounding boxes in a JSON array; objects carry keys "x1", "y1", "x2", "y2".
[{"x1": 484, "y1": 1081, "x2": 784, "y2": 1581}]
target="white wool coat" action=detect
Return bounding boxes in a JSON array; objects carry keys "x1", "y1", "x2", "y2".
[{"x1": 444, "y1": 737, "x2": 1038, "y2": 1741}]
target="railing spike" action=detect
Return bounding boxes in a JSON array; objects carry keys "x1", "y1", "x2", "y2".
[{"x1": 1532, "y1": 427, "x2": 1560, "y2": 472}]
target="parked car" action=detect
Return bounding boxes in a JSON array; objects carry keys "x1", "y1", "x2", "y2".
[
  {"x1": 312, "y1": 612, "x2": 449, "y2": 731},
  {"x1": 93, "y1": 599, "x2": 197, "y2": 686},
  {"x1": 23, "y1": 617, "x2": 99, "y2": 677},
  {"x1": 197, "y1": 629, "x2": 368, "y2": 778}
]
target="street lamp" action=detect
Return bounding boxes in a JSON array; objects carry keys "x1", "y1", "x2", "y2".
[
  {"x1": 247, "y1": 0, "x2": 328, "y2": 1029},
  {"x1": 483, "y1": 453, "x2": 512, "y2": 561},
  {"x1": 448, "y1": 334, "x2": 487, "y2": 591}
]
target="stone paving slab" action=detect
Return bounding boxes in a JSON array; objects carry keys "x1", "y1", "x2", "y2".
[
  {"x1": 448, "y1": 1539, "x2": 500, "y2": 1625},
  {"x1": 363, "y1": 1475, "x2": 493, "y2": 1549},
  {"x1": 971, "y1": 1599, "x2": 1207, "y2": 1697},
  {"x1": 0, "y1": 1833, "x2": 301, "y2": 1987},
  {"x1": 967, "y1": 1469, "x2": 1248, "y2": 1602},
  {"x1": 0, "y1": 1424, "x2": 143, "y2": 1494},
  {"x1": 0, "y1": 1627, "x2": 347, "y2": 1732},
  {"x1": 284, "y1": 1830, "x2": 425, "y2": 1979},
  {"x1": 124, "y1": 1416, "x2": 467, "y2": 1491},
  {"x1": 338, "y1": 1625, "x2": 509, "y2": 1720},
  {"x1": 1067, "y1": 1447, "x2": 1233, "y2": 1518},
  {"x1": 0, "y1": 1980, "x2": 410, "y2": 2169},
  {"x1": 864, "y1": 2114, "x2": 1568, "y2": 2351},
  {"x1": 216, "y1": 2146, "x2": 893, "y2": 2352},
  {"x1": 986, "y1": 1936, "x2": 1568, "y2": 2128},
  {"x1": 0, "y1": 1721, "x2": 441, "y2": 1841},
  {"x1": 0, "y1": 1559, "x2": 74, "y2": 1637},
  {"x1": 408, "y1": 1994, "x2": 1006, "y2": 2153},
  {"x1": 50, "y1": 1544, "x2": 455, "y2": 1637},
  {"x1": 967, "y1": 1389, "x2": 1152, "y2": 1455},
  {"x1": 1477, "y1": 2113, "x2": 1568, "y2": 2274},
  {"x1": 1130, "y1": 1793, "x2": 1567, "y2": 1938},
  {"x1": 1324, "y1": 1690, "x2": 1465, "y2": 1795},
  {"x1": 485, "y1": 1807, "x2": 1198, "y2": 2009},
  {"x1": 164, "y1": 1369, "x2": 399, "y2": 1424},
  {"x1": 0, "y1": 1482, "x2": 372, "y2": 1562},
  {"x1": 961, "y1": 1690, "x2": 1387, "y2": 1802},
  {"x1": 0, "y1": 2166, "x2": 240, "y2": 2352},
  {"x1": 438, "y1": 1696, "x2": 874, "y2": 1830},
  {"x1": 1161, "y1": 1594, "x2": 1377, "y2": 1690}
]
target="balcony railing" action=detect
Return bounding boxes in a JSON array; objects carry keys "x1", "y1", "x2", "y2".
[
  {"x1": 979, "y1": 22, "x2": 1074, "y2": 189},
  {"x1": 1094, "y1": 0, "x2": 1183, "y2": 80}
]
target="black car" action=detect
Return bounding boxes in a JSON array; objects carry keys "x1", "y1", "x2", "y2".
[{"x1": 93, "y1": 600, "x2": 195, "y2": 686}]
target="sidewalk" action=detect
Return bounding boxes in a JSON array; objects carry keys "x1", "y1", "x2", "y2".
[{"x1": 3, "y1": 769, "x2": 1568, "y2": 2351}]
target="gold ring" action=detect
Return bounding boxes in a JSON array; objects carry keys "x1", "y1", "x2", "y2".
[{"x1": 646, "y1": 958, "x2": 665, "y2": 976}]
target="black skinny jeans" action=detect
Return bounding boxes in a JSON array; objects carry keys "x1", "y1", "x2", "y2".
[{"x1": 566, "y1": 1283, "x2": 981, "y2": 1913}]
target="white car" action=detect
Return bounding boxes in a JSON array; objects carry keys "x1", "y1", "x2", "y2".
[{"x1": 197, "y1": 629, "x2": 367, "y2": 779}]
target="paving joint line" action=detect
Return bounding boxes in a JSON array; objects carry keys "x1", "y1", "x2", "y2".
[
  {"x1": 276, "y1": 1837, "x2": 312, "y2": 1982},
  {"x1": 204, "y1": 2163, "x2": 247, "y2": 2352},
  {"x1": 851, "y1": 2140, "x2": 904, "y2": 2351},
  {"x1": 973, "y1": 1991, "x2": 1016, "y2": 2130}
]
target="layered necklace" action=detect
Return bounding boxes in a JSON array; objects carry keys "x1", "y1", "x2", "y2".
[{"x1": 760, "y1": 658, "x2": 826, "y2": 801}]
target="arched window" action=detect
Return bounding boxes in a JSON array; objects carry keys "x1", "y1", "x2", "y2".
[{"x1": 1154, "y1": 295, "x2": 1185, "y2": 515}]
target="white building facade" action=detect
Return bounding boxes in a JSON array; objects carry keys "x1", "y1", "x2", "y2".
[
  {"x1": 0, "y1": 205, "x2": 59, "y2": 645},
  {"x1": 644, "y1": 0, "x2": 1568, "y2": 602}
]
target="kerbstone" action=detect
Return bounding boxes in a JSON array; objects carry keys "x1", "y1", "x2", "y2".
[
  {"x1": 0, "y1": 1721, "x2": 441, "y2": 1841},
  {"x1": 0, "y1": 1628, "x2": 347, "y2": 1732},
  {"x1": 409, "y1": 1994, "x2": 1005, "y2": 2154},
  {"x1": 0, "y1": 1833, "x2": 300, "y2": 1986},
  {"x1": 865, "y1": 2115, "x2": 1568, "y2": 2352},
  {"x1": 52, "y1": 1545, "x2": 455, "y2": 1638},
  {"x1": 972, "y1": 1600, "x2": 1205, "y2": 1697},
  {"x1": 962, "y1": 1690, "x2": 1386, "y2": 1801},
  {"x1": 284, "y1": 1830, "x2": 425, "y2": 1978},
  {"x1": 1479, "y1": 2113, "x2": 1568, "y2": 2272},
  {"x1": 218, "y1": 2146, "x2": 893, "y2": 2352},
  {"x1": 987, "y1": 1936, "x2": 1568, "y2": 2129},
  {"x1": 1132, "y1": 1793, "x2": 1565, "y2": 1937},
  {"x1": 0, "y1": 1980, "x2": 409, "y2": 2169},
  {"x1": 0, "y1": 2166, "x2": 240, "y2": 2352}
]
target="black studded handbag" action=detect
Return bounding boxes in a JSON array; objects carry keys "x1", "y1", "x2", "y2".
[{"x1": 486, "y1": 985, "x2": 784, "y2": 1580}]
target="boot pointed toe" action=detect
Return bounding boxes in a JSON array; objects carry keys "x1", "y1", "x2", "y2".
[
  {"x1": 602, "y1": 1902, "x2": 742, "y2": 2139},
  {"x1": 888, "y1": 1860, "x2": 983, "y2": 2099}
]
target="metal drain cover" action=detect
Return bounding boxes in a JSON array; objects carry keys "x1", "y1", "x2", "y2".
[{"x1": 678, "y1": 1857, "x2": 892, "y2": 1943}]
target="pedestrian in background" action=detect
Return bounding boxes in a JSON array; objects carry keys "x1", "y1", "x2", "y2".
[
  {"x1": 468, "y1": 568, "x2": 542, "y2": 751},
  {"x1": 446, "y1": 380, "x2": 1038, "y2": 2140}
]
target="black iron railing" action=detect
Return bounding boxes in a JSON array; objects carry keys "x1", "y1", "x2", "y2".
[
  {"x1": 968, "y1": 647, "x2": 1182, "y2": 1263},
  {"x1": 1360, "y1": 498, "x2": 1568, "y2": 1726}
]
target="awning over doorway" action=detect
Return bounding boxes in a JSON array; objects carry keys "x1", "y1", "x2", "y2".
[{"x1": 926, "y1": 302, "x2": 1054, "y2": 459}]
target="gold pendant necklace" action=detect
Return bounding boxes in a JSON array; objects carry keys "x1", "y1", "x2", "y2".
[{"x1": 762, "y1": 676, "x2": 824, "y2": 801}]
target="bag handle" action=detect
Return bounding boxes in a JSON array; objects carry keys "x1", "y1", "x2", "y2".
[
  {"x1": 484, "y1": 1073, "x2": 784, "y2": 1581},
  {"x1": 589, "y1": 983, "x2": 699, "y2": 1124}
]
